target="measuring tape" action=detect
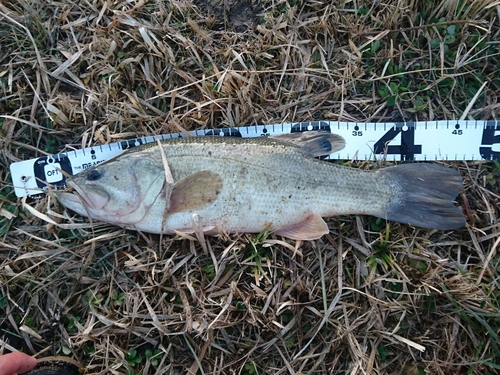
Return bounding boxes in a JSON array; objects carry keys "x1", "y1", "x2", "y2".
[{"x1": 9, "y1": 120, "x2": 500, "y2": 198}]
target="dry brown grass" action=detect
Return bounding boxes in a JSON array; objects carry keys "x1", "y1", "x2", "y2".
[{"x1": 1, "y1": 0, "x2": 500, "y2": 374}]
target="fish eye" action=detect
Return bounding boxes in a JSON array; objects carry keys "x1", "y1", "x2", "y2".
[{"x1": 87, "y1": 169, "x2": 102, "y2": 181}]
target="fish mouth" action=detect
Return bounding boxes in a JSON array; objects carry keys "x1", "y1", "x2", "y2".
[
  {"x1": 59, "y1": 181, "x2": 110, "y2": 211},
  {"x1": 56, "y1": 189, "x2": 88, "y2": 217}
]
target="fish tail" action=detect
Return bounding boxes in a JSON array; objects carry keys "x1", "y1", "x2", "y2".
[{"x1": 379, "y1": 164, "x2": 465, "y2": 230}]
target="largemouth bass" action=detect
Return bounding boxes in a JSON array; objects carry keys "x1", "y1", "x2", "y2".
[{"x1": 57, "y1": 132, "x2": 465, "y2": 240}]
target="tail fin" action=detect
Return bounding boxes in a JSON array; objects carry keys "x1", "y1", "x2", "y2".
[{"x1": 379, "y1": 164, "x2": 465, "y2": 230}]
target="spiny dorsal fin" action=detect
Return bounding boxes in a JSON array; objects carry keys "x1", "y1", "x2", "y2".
[
  {"x1": 272, "y1": 131, "x2": 345, "y2": 157},
  {"x1": 169, "y1": 171, "x2": 223, "y2": 212}
]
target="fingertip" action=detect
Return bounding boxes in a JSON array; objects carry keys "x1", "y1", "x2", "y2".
[
  {"x1": 26, "y1": 355, "x2": 38, "y2": 369},
  {"x1": 0, "y1": 352, "x2": 37, "y2": 375}
]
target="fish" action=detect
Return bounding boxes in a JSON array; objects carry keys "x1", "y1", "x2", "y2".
[{"x1": 56, "y1": 131, "x2": 465, "y2": 240}]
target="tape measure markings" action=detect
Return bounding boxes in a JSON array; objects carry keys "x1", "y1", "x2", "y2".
[{"x1": 8, "y1": 120, "x2": 500, "y2": 198}]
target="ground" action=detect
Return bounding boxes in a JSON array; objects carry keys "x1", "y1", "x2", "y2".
[
  {"x1": 193, "y1": 0, "x2": 261, "y2": 31},
  {"x1": 1, "y1": 1, "x2": 500, "y2": 374}
]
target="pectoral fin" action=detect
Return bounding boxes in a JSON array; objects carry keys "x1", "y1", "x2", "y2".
[
  {"x1": 274, "y1": 213, "x2": 329, "y2": 240},
  {"x1": 272, "y1": 131, "x2": 345, "y2": 157},
  {"x1": 169, "y1": 171, "x2": 223, "y2": 212}
]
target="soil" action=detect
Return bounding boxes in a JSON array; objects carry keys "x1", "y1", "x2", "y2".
[{"x1": 193, "y1": 0, "x2": 261, "y2": 31}]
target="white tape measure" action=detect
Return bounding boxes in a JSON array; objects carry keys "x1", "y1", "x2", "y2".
[{"x1": 9, "y1": 120, "x2": 500, "y2": 198}]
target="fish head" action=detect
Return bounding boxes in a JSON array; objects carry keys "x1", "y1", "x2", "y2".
[{"x1": 57, "y1": 153, "x2": 168, "y2": 225}]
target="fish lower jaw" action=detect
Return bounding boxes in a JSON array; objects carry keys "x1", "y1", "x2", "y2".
[{"x1": 57, "y1": 192, "x2": 89, "y2": 217}]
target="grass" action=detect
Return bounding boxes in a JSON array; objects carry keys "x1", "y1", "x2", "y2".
[{"x1": 1, "y1": 0, "x2": 500, "y2": 374}]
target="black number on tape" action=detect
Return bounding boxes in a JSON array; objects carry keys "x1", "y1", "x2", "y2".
[
  {"x1": 374, "y1": 124, "x2": 422, "y2": 160},
  {"x1": 480, "y1": 121, "x2": 500, "y2": 160}
]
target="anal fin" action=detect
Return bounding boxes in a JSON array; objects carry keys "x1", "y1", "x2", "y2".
[{"x1": 273, "y1": 213, "x2": 329, "y2": 240}]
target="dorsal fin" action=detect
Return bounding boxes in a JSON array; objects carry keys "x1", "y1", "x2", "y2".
[{"x1": 272, "y1": 131, "x2": 345, "y2": 157}]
